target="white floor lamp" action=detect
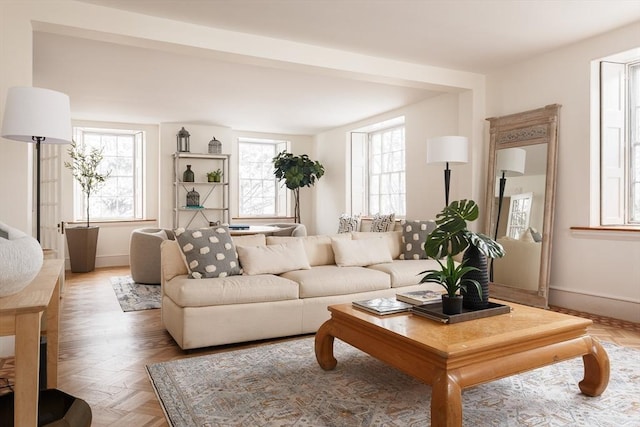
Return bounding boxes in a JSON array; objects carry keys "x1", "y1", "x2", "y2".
[
  {"x1": 1, "y1": 86, "x2": 72, "y2": 242},
  {"x1": 427, "y1": 136, "x2": 469, "y2": 207}
]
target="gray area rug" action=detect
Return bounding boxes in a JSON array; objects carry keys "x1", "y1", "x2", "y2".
[
  {"x1": 110, "y1": 276, "x2": 161, "y2": 312},
  {"x1": 146, "y1": 337, "x2": 640, "y2": 427}
]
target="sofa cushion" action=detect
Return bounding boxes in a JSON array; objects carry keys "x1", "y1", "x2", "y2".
[
  {"x1": 236, "y1": 240, "x2": 311, "y2": 275},
  {"x1": 232, "y1": 233, "x2": 266, "y2": 247},
  {"x1": 399, "y1": 220, "x2": 435, "y2": 260},
  {"x1": 331, "y1": 237, "x2": 393, "y2": 267},
  {"x1": 367, "y1": 259, "x2": 443, "y2": 288},
  {"x1": 175, "y1": 226, "x2": 241, "y2": 279},
  {"x1": 267, "y1": 234, "x2": 351, "y2": 266},
  {"x1": 161, "y1": 240, "x2": 189, "y2": 282},
  {"x1": 351, "y1": 231, "x2": 402, "y2": 259},
  {"x1": 370, "y1": 213, "x2": 396, "y2": 232},
  {"x1": 280, "y1": 265, "x2": 390, "y2": 298},
  {"x1": 164, "y1": 274, "x2": 299, "y2": 307}
]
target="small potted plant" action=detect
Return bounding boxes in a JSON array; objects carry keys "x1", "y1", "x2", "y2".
[
  {"x1": 207, "y1": 169, "x2": 222, "y2": 183},
  {"x1": 423, "y1": 199, "x2": 505, "y2": 310},
  {"x1": 64, "y1": 140, "x2": 111, "y2": 273},
  {"x1": 419, "y1": 256, "x2": 480, "y2": 315}
]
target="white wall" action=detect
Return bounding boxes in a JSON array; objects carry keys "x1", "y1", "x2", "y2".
[
  {"x1": 486, "y1": 22, "x2": 640, "y2": 322},
  {"x1": 314, "y1": 92, "x2": 478, "y2": 235}
]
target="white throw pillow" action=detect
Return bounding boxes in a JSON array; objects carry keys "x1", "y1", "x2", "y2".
[
  {"x1": 331, "y1": 237, "x2": 393, "y2": 267},
  {"x1": 236, "y1": 239, "x2": 311, "y2": 275}
]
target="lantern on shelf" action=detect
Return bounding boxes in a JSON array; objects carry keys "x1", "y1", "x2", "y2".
[
  {"x1": 208, "y1": 136, "x2": 222, "y2": 154},
  {"x1": 186, "y1": 188, "x2": 200, "y2": 207},
  {"x1": 177, "y1": 127, "x2": 190, "y2": 152}
]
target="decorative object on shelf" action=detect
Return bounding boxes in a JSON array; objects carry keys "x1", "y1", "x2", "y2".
[
  {"x1": 208, "y1": 136, "x2": 222, "y2": 154},
  {"x1": 426, "y1": 136, "x2": 469, "y2": 207},
  {"x1": 207, "y1": 169, "x2": 222, "y2": 182},
  {"x1": 1, "y1": 86, "x2": 72, "y2": 242},
  {"x1": 64, "y1": 140, "x2": 112, "y2": 273},
  {"x1": 186, "y1": 188, "x2": 200, "y2": 207},
  {"x1": 177, "y1": 127, "x2": 190, "y2": 152},
  {"x1": 183, "y1": 165, "x2": 195, "y2": 182},
  {"x1": 423, "y1": 199, "x2": 505, "y2": 310},
  {"x1": 273, "y1": 151, "x2": 325, "y2": 223}
]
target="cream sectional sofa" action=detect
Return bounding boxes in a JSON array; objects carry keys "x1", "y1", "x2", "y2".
[{"x1": 160, "y1": 225, "x2": 440, "y2": 350}]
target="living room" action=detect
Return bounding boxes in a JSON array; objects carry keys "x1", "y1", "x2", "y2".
[{"x1": 0, "y1": 1, "x2": 639, "y2": 425}]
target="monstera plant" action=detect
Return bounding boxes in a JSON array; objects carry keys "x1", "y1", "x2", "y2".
[
  {"x1": 273, "y1": 151, "x2": 325, "y2": 223},
  {"x1": 423, "y1": 199, "x2": 505, "y2": 310}
]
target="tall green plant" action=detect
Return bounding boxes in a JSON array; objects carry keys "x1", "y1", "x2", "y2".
[
  {"x1": 273, "y1": 151, "x2": 325, "y2": 223},
  {"x1": 424, "y1": 199, "x2": 505, "y2": 259},
  {"x1": 64, "y1": 140, "x2": 111, "y2": 228}
]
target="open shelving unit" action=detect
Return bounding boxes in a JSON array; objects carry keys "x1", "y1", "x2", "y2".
[{"x1": 173, "y1": 152, "x2": 230, "y2": 229}]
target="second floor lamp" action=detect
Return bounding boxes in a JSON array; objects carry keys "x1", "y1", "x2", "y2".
[{"x1": 427, "y1": 136, "x2": 469, "y2": 207}]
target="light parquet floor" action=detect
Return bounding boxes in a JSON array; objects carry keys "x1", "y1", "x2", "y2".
[{"x1": 1, "y1": 266, "x2": 639, "y2": 426}]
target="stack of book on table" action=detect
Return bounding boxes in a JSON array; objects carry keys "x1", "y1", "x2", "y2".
[{"x1": 395, "y1": 290, "x2": 443, "y2": 305}]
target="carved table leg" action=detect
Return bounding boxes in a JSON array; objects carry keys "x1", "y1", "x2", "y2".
[
  {"x1": 579, "y1": 337, "x2": 610, "y2": 396},
  {"x1": 431, "y1": 370, "x2": 463, "y2": 427},
  {"x1": 315, "y1": 320, "x2": 337, "y2": 370}
]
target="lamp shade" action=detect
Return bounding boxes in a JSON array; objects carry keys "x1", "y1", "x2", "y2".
[
  {"x1": 496, "y1": 147, "x2": 526, "y2": 177},
  {"x1": 426, "y1": 136, "x2": 469, "y2": 164},
  {"x1": 1, "y1": 86, "x2": 72, "y2": 144}
]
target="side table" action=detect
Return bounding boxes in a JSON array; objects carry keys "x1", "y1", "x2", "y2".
[{"x1": 0, "y1": 259, "x2": 63, "y2": 426}]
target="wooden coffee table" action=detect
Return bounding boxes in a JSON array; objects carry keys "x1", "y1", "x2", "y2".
[{"x1": 315, "y1": 301, "x2": 609, "y2": 427}]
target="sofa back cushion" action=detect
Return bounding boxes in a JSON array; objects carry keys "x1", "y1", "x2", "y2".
[
  {"x1": 351, "y1": 231, "x2": 402, "y2": 259},
  {"x1": 231, "y1": 233, "x2": 266, "y2": 247},
  {"x1": 266, "y1": 234, "x2": 351, "y2": 266},
  {"x1": 331, "y1": 237, "x2": 393, "y2": 267},
  {"x1": 236, "y1": 240, "x2": 311, "y2": 275}
]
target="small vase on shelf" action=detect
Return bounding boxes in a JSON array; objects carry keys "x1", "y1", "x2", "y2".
[
  {"x1": 186, "y1": 188, "x2": 200, "y2": 207},
  {"x1": 183, "y1": 165, "x2": 194, "y2": 182}
]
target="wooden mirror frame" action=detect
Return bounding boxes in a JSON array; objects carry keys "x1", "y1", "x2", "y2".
[{"x1": 484, "y1": 104, "x2": 561, "y2": 308}]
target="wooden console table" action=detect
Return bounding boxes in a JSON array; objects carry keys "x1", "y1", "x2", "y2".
[{"x1": 0, "y1": 259, "x2": 63, "y2": 426}]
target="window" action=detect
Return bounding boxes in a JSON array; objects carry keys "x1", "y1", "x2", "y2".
[
  {"x1": 238, "y1": 138, "x2": 288, "y2": 217},
  {"x1": 351, "y1": 118, "x2": 406, "y2": 216},
  {"x1": 72, "y1": 127, "x2": 144, "y2": 221},
  {"x1": 600, "y1": 58, "x2": 640, "y2": 225}
]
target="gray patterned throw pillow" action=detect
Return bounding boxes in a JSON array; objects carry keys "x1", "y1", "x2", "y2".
[
  {"x1": 337, "y1": 214, "x2": 360, "y2": 233},
  {"x1": 370, "y1": 213, "x2": 396, "y2": 232},
  {"x1": 175, "y1": 226, "x2": 241, "y2": 279},
  {"x1": 400, "y1": 220, "x2": 435, "y2": 260}
]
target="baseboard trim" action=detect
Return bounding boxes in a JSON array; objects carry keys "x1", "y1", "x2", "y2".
[
  {"x1": 65, "y1": 254, "x2": 129, "y2": 271},
  {"x1": 549, "y1": 288, "x2": 640, "y2": 323}
]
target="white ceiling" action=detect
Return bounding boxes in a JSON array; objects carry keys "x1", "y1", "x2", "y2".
[{"x1": 34, "y1": 0, "x2": 640, "y2": 134}]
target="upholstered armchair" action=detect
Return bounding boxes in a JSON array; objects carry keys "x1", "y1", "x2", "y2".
[{"x1": 129, "y1": 228, "x2": 175, "y2": 284}]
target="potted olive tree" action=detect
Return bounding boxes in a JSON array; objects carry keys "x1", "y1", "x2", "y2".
[
  {"x1": 273, "y1": 151, "x2": 325, "y2": 223},
  {"x1": 422, "y1": 199, "x2": 505, "y2": 310},
  {"x1": 64, "y1": 140, "x2": 111, "y2": 273}
]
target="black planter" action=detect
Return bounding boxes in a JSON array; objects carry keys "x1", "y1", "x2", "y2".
[
  {"x1": 441, "y1": 294, "x2": 463, "y2": 315},
  {"x1": 461, "y1": 245, "x2": 489, "y2": 310}
]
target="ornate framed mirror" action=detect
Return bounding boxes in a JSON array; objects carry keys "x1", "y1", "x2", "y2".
[{"x1": 484, "y1": 104, "x2": 561, "y2": 308}]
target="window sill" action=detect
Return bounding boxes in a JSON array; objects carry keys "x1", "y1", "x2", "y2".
[
  {"x1": 67, "y1": 219, "x2": 157, "y2": 227},
  {"x1": 570, "y1": 226, "x2": 639, "y2": 240}
]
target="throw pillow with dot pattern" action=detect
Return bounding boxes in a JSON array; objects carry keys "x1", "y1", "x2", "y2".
[
  {"x1": 400, "y1": 220, "x2": 435, "y2": 260},
  {"x1": 174, "y1": 226, "x2": 241, "y2": 279}
]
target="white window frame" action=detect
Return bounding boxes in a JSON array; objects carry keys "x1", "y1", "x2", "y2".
[
  {"x1": 350, "y1": 117, "x2": 406, "y2": 217},
  {"x1": 599, "y1": 57, "x2": 640, "y2": 225},
  {"x1": 72, "y1": 127, "x2": 144, "y2": 222},
  {"x1": 237, "y1": 137, "x2": 289, "y2": 217}
]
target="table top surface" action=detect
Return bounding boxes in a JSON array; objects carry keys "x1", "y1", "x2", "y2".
[
  {"x1": 229, "y1": 225, "x2": 281, "y2": 235},
  {"x1": 329, "y1": 300, "x2": 592, "y2": 357},
  {"x1": 0, "y1": 259, "x2": 63, "y2": 315}
]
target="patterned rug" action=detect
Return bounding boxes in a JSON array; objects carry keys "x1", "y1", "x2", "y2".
[
  {"x1": 146, "y1": 337, "x2": 640, "y2": 427},
  {"x1": 110, "y1": 276, "x2": 161, "y2": 312}
]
